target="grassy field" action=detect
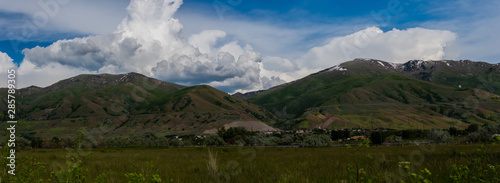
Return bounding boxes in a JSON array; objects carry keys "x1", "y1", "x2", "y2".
[{"x1": 2, "y1": 144, "x2": 500, "y2": 182}]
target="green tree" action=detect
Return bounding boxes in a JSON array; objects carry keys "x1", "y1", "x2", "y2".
[
  {"x1": 217, "y1": 127, "x2": 252, "y2": 145},
  {"x1": 129, "y1": 131, "x2": 167, "y2": 147},
  {"x1": 52, "y1": 137, "x2": 62, "y2": 148},
  {"x1": 16, "y1": 137, "x2": 31, "y2": 148},
  {"x1": 330, "y1": 130, "x2": 342, "y2": 141},
  {"x1": 31, "y1": 137, "x2": 43, "y2": 148},
  {"x1": 278, "y1": 134, "x2": 294, "y2": 145},
  {"x1": 203, "y1": 135, "x2": 226, "y2": 146},
  {"x1": 466, "y1": 124, "x2": 479, "y2": 133},
  {"x1": 246, "y1": 133, "x2": 277, "y2": 146},
  {"x1": 300, "y1": 134, "x2": 330, "y2": 147},
  {"x1": 427, "y1": 129, "x2": 452, "y2": 144},
  {"x1": 370, "y1": 132, "x2": 384, "y2": 145},
  {"x1": 449, "y1": 127, "x2": 459, "y2": 136}
]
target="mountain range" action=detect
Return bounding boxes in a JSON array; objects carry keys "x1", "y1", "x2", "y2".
[
  {"x1": 0, "y1": 73, "x2": 274, "y2": 138},
  {"x1": 1, "y1": 59, "x2": 499, "y2": 138},
  {"x1": 245, "y1": 59, "x2": 500, "y2": 130}
]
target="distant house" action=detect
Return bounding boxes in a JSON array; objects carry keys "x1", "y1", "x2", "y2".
[
  {"x1": 350, "y1": 136, "x2": 366, "y2": 140},
  {"x1": 263, "y1": 130, "x2": 274, "y2": 135}
]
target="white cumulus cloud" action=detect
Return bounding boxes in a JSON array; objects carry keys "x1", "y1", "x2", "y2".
[
  {"x1": 18, "y1": 0, "x2": 286, "y2": 93},
  {"x1": 12, "y1": 0, "x2": 460, "y2": 93},
  {"x1": 297, "y1": 27, "x2": 457, "y2": 70},
  {"x1": 17, "y1": 60, "x2": 96, "y2": 88},
  {"x1": 0, "y1": 51, "x2": 16, "y2": 72},
  {"x1": 0, "y1": 52, "x2": 17, "y2": 87},
  {"x1": 188, "y1": 30, "x2": 226, "y2": 55}
]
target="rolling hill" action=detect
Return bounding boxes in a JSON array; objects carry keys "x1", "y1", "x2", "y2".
[
  {"x1": 1, "y1": 59, "x2": 499, "y2": 139},
  {"x1": 246, "y1": 59, "x2": 500, "y2": 130},
  {"x1": 0, "y1": 73, "x2": 275, "y2": 139}
]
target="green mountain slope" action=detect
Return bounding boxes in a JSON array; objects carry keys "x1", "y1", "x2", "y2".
[
  {"x1": 401, "y1": 60, "x2": 500, "y2": 95},
  {"x1": 247, "y1": 59, "x2": 500, "y2": 130},
  {"x1": 0, "y1": 73, "x2": 275, "y2": 138}
]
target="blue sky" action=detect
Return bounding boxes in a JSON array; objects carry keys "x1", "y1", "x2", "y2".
[
  {"x1": 0, "y1": 0, "x2": 486, "y2": 64},
  {"x1": 0, "y1": 0, "x2": 499, "y2": 92}
]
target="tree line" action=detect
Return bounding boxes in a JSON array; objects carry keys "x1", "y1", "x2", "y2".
[{"x1": 3, "y1": 123, "x2": 499, "y2": 149}]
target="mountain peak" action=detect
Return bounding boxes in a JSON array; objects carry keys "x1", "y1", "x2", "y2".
[
  {"x1": 116, "y1": 72, "x2": 148, "y2": 83},
  {"x1": 49, "y1": 73, "x2": 115, "y2": 90},
  {"x1": 26, "y1": 85, "x2": 42, "y2": 89},
  {"x1": 35, "y1": 72, "x2": 184, "y2": 92},
  {"x1": 341, "y1": 58, "x2": 402, "y2": 70},
  {"x1": 3, "y1": 72, "x2": 275, "y2": 136}
]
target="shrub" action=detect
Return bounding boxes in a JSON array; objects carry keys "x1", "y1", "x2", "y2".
[
  {"x1": 449, "y1": 164, "x2": 499, "y2": 182},
  {"x1": 125, "y1": 161, "x2": 162, "y2": 183},
  {"x1": 72, "y1": 131, "x2": 90, "y2": 149},
  {"x1": 246, "y1": 133, "x2": 277, "y2": 146},
  {"x1": 300, "y1": 134, "x2": 330, "y2": 147},
  {"x1": 128, "y1": 131, "x2": 167, "y2": 147},
  {"x1": 385, "y1": 135, "x2": 402, "y2": 143},
  {"x1": 51, "y1": 156, "x2": 88, "y2": 183},
  {"x1": 426, "y1": 129, "x2": 452, "y2": 144},
  {"x1": 398, "y1": 161, "x2": 432, "y2": 183},
  {"x1": 4, "y1": 157, "x2": 47, "y2": 182},
  {"x1": 104, "y1": 136, "x2": 131, "y2": 147},
  {"x1": 492, "y1": 134, "x2": 500, "y2": 143},
  {"x1": 169, "y1": 138, "x2": 184, "y2": 147},
  {"x1": 203, "y1": 135, "x2": 226, "y2": 146},
  {"x1": 401, "y1": 129, "x2": 426, "y2": 139},
  {"x1": 277, "y1": 134, "x2": 294, "y2": 145},
  {"x1": 63, "y1": 138, "x2": 74, "y2": 148},
  {"x1": 16, "y1": 137, "x2": 31, "y2": 148},
  {"x1": 31, "y1": 137, "x2": 44, "y2": 149},
  {"x1": 468, "y1": 124, "x2": 500, "y2": 143}
]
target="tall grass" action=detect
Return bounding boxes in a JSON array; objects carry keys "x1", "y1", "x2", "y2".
[
  {"x1": 1, "y1": 144, "x2": 499, "y2": 182},
  {"x1": 206, "y1": 149, "x2": 218, "y2": 181}
]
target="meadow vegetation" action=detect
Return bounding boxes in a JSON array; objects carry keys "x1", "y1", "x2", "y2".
[
  {"x1": 0, "y1": 143, "x2": 499, "y2": 182},
  {"x1": 1, "y1": 123, "x2": 500, "y2": 182}
]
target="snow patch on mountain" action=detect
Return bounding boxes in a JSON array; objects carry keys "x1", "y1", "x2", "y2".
[{"x1": 328, "y1": 65, "x2": 347, "y2": 71}]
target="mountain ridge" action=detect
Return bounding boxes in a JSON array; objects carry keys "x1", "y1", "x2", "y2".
[
  {"x1": 1, "y1": 59, "x2": 499, "y2": 139},
  {"x1": 237, "y1": 59, "x2": 500, "y2": 97},
  {"x1": 0, "y1": 72, "x2": 276, "y2": 138},
  {"x1": 246, "y1": 59, "x2": 500, "y2": 130}
]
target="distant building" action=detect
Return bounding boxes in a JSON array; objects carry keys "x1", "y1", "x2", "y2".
[{"x1": 350, "y1": 136, "x2": 366, "y2": 140}]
